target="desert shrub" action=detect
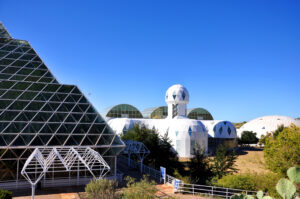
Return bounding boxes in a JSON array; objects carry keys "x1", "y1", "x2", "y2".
[
  {"x1": 264, "y1": 125, "x2": 300, "y2": 175},
  {"x1": 85, "y1": 178, "x2": 119, "y2": 199},
  {"x1": 213, "y1": 172, "x2": 282, "y2": 197},
  {"x1": 121, "y1": 176, "x2": 157, "y2": 199},
  {"x1": 0, "y1": 190, "x2": 12, "y2": 199}
]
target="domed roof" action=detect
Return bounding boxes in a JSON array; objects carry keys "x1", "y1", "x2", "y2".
[
  {"x1": 201, "y1": 120, "x2": 237, "y2": 138},
  {"x1": 165, "y1": 84, "x2": 189, "y2": 104},
  {"x1": 237, "y1": 115, "x2": 300, "y2": 138}
]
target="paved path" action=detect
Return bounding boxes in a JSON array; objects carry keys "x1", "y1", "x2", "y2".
[{"x1": 14, "y1": 193, "x2": 80, "y2": 199}]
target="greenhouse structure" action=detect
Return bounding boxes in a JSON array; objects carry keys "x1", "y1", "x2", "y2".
[{"x1": 0, "y1": 22, "x2": 125, "y2": 190}]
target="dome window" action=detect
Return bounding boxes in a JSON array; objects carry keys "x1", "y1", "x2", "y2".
[
  {"x1": 175, "y1": 131, "x2": 179, "y2": 136},
  {"x1": 228, "y1": 127, "x2": 231, "y2": 135},
  {"x1": 172, "y1": 91, "x2": 176, "y2": 100},
  {"x1": 165, "y1": 94, "x2": 168, "y2": 100},
  {"x1": 182, "y1": 92, "x2": 186, "y2": 100},
  {"x1": 224, "y1": 121, "x2": 227, "y2": 125},
  {"x1": 219, "y1": 127, "x2": 223, "y2": 135},
  {"x1": 188, "y1": 127, "x2": 192, "y2": 136},
  {"x1": 122, "y1": 126, "x2": 127, "y2": 135},
  {"x1": 262, "y1": 126, "x2": 265, "y2": 129}
]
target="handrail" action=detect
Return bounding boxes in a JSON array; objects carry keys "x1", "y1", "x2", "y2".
[{"x1": 118, "y1": 154, "x2": 259, "y2": 198}]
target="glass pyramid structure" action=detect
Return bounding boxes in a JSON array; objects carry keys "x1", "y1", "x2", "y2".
[{"x1": 0, "y1": 22, "x2": 125, "y2": 184}]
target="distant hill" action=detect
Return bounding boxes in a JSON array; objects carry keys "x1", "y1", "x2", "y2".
[{"x1": 233, "y1": 121, "x2": 247, "y2": 129}]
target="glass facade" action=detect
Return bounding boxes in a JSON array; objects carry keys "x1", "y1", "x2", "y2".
[
  {"x1": 142, "y1": 106, "x2": 168, "y2": 119},
  {"x1": 187, "y1": 108, "x2": 213, "y2": 120},
  {"x1": 104, "y1": 104, "x2": 143, "y2": 118},
  {"x1": 0, "y1": 22, "x2": 125, "y2": 184}
]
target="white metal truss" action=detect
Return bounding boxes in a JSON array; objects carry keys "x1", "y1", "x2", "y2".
[
  {"x1": 122, "y1": 140, "x2": 150, "y2": 172},
  {"x1": 21, "y1": 147, "x2": 110, "y2": 199}
]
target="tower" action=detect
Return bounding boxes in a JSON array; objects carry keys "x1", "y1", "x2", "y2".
[{"x1": 165, "y1": 84, "x2": 189, "y2": 119}]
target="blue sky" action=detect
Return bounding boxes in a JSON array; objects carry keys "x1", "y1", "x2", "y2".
[{"x1": 0, "y1": 0, "x2": 299, "y2": 122}]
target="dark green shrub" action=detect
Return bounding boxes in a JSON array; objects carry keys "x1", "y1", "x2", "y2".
[
  {"x1": 0, "y1": 190, "x2": 12, "y2": 199},
  {"x1": 85, "y1": 178, "x2": 119, "y2": 199}
]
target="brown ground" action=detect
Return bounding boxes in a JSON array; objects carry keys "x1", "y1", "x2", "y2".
[{"x1": 234, "y1": 148, "x2": 269, "y2": 174}]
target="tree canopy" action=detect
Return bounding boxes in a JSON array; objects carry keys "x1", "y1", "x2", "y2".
[
  {"x1": 239, "y1": 131, "x2": 259, "y2": 145},
  {"x1": 264, "y1": 125, "x2": 300, "y2": 175}
]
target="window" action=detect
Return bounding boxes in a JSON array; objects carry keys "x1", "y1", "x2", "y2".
[
  {"x1": 176, "y1": 140, "x2": 181, "y2": 153},
  {"x1": 188, "y1": 127, "x2": 192, "y2": 136},
  {"x1": 190, "y1": 140, "x2": 196, "y2": 155}
]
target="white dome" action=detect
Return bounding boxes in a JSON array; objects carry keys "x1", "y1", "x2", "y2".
[
  {"x1": 237, "y1": 115, "x2": 300, "y2": 138},
  {"x1": 165, "y1": 84, "x2": 189, "y2": 104},
  {"x1": 201, "y1": 120, "x2": 237, "y2": 138}
]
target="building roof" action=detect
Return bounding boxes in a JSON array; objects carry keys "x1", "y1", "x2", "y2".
[
  {"x1": 0, "y1": 22, "x2": 125, "y2": 152},
  {"x1": 187, "y1": 108, "x2": 213, "y2": 120},
  {"x1": 102, "y1": 104, "x2": 143, "y2": 119},
  {"x1": 142, "y1": 106, "x2": 168, "y2": 119}
]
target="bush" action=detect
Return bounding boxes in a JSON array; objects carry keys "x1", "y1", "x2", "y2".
[
  {"x1": 85, "y1": 178, "x2": 119, "y2": 199},
  {"x1": 121, "y1": 176, "x2": 158, "y2": 199},
  {"x1": 0, "y1": 190, "x2": 12, "y2": 199},
  {"x1": 264, "y1": 125, "x2": 300, "y2": 175},
  {"x1": 213, "y1": 172, "x2": 282, "y2": 197},
  {"x1": 239, "y1": 131, "x2": 259, "y2": 145}
]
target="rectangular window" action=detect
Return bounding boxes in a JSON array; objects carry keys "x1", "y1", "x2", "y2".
[
  {"x1": 176, "y1": 140, "x2": 181, "y2": 153},
  {"x1": 190, "y1": 140, "x2": 196, "y2": 155}
]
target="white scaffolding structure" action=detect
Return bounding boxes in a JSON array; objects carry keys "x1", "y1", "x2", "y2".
[
  {"x1": 122, "y1": 140, "x2": 150, "y2": 172},
  {"x1": 21, "y1": 147, "x2": 110, "y2": 199}
]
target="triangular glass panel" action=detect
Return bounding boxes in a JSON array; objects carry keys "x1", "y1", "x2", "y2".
[
  {"x1": 71, "y1": 87, "x2": 81, "y2": 94},
  {"x1": 20, "y1": 135, "x2": 35, "y2": 145},
  {"x1": 39, "y1": 135, "x2": 52, "y2": 145},
  {"x1": 47, "y1": 135, "x2": 60, "y2": 146},
  {"x1": 55, "y1": 135, "x2": 68, "y2": 145},
  {"x1": 11, "y1": 135, "x2": 26, "y2": 146},
  {"x1": 57, "y1": 124, "x2": 68, "y2": 134},
  {"x1": 39, "y1": 124, "x2": 53, "y2": 134},
  {"x1": 15, "y1": 113, "x2": 29, "y2": 121},
  {"x1": 3, "y1": 134, "x2": 17, "y2": 145},
  {"x1": 81, "y1": 136, "x2": 93, "y2": 145},
  {"x1": 41, "y1": 104, "x2": 53, "y2": 111},
  {"x1": 0, "y1": 137, "x2": 7, "y2": 146},
  {"x1": 49, "y1": 103, "x2": 59, "y2": 111}
]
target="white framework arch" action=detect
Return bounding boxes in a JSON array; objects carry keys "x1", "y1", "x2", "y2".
[{"x1": 21, "y1": 147, "x2": 110, "y2": 199}]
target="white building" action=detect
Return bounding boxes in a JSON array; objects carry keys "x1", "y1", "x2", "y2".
[
  {"x1": 237, "y1": 115, "x2": 300, "y2": 138},
  {"x1": 107, "y1": 84, "x2": 237, "y2": 158}
]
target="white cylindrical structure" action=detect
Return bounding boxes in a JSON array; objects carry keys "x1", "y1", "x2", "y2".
[{"x1": 165, "y1": 84, "x2": 189, "y2": 118}]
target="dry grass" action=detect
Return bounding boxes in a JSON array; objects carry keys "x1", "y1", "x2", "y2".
[{"x1": 234, "y1": 149, "x2": 269, "y2": 174}]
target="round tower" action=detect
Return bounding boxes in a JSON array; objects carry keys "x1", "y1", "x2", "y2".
[{"x1": 165, "y1": 84, "x2": 189, "y2": 119}]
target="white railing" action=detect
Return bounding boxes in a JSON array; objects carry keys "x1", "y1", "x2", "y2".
[
  {"x1": 119, "y1": 155, "x2": 258, "y2": 198},
  {"x1": 177, "y1": 182, "x2": 257, "y2": 198}
]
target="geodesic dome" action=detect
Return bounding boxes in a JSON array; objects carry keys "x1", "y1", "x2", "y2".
[
  {"x1": 165, "y1": 84, "x2": 189, "y2": 104},
  {"x1": 237, "y1": 115, "x2": 300, "y2": 138}
]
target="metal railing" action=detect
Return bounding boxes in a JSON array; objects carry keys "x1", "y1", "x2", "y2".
[
  {"x1": 177, "y1": 182, "x2": 257, "y2": 198},
  {"x1": 118, "y1": 155, "x2": 258, "y2": 198}
]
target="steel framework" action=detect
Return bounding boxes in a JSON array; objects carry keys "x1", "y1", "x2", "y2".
[
  {"x1": 122, "y1": 140, "x2": 150, "y2": 172},
  {"x1": 21, "y1": 147, "x2": 110, "y2": 198}
]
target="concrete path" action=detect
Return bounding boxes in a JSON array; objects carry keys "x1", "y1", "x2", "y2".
[{"x1": 13, "y1": 193, "x2": 80, "y2": 199}]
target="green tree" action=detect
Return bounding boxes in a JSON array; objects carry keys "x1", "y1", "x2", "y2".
[
  {"x1": 264, "y1": 125, "x2": 300, "y2": 175},
  {"x1": 188, "y1": 144, "x2": 213, "y2": 184},
  {"x1": 212, "y1": 144, "x2": 238, "y2": 179},
  {"x1": 121, "y1": 125, "x2": 181, "y2": 174},
  {"x1": 239, "y1": 131, "x2": 259, "y2": 145}
]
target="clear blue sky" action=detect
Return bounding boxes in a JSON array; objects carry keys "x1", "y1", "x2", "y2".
[{"x1": 1, "y1": 0, "x2": 299, "y2": 122}]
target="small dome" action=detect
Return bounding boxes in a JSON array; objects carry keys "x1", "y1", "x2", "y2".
[{"x1": 165, "y1": 84, "x2": 189, "y2": 104}]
